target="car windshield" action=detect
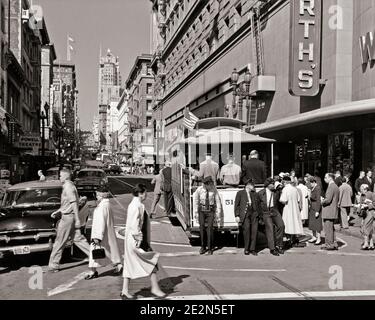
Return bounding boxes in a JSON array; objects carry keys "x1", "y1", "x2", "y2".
[
  {"x1": 46, "y1": 169, "x2": 58, "y2": 176},
  {"x1": 3, "y1": 188, "x2": 62, "y2": 207},
  {"x1": 77, "y1": 171, "x2": 104, "y2": 178}
]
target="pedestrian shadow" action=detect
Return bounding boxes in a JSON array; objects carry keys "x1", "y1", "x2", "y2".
[{"x1": 133, "y1": 275, "x2": 190, "y2": 298}]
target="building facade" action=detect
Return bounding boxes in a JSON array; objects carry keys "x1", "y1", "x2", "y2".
[
  {"x1": 125, "y1": 54, "x2": 154, "y2": 165},
  {"x1": 97, "y1": 48, "x2": 122, "y2": 151},
  {"x1": 117, "y1": 89, "x2": 130, "y2": 156},
  {"x1": 150, "y1": 0, "x2": 375, "y2": 180},
  {"x1": 52, "y1": 61, "x2": 78, "y2": 161}
]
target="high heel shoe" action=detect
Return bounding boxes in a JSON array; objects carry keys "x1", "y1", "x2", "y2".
[
  {"x1": 113, "y1": 264, "x2": 123, "y2": 275},
  {"x1": 120, "y1": 292, "x2": 135, "y2": 300},
  {"x1": 151, "y1": 290, "x2": 167, "y2": 299},
  {"x1": 84, "y1": 271, "x2": 98, "y2": 280}
]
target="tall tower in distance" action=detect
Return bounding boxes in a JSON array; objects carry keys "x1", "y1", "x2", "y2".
[{"x1": 97, "y1": 48, "x2": 122, "y2": 152}]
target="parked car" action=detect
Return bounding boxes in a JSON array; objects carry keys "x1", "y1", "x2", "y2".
[
  {"x1": 121, "y1": 165, "x2": 131, "y2": 174},
  {"x1": 105, "y1": 164, "x2": 122, "y2": 175},
  {"x1": 45, "y1": 167, "x2": 59, "y2": 180},
  {"x1": 0, "y1": 180, "x2": 89, "y2": 259},
  {"x1": 74, "y1": 168, "x2": 108, "y2": 196}
]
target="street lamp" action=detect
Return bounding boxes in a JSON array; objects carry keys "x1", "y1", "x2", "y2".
[{"x1": 230, "y1": 68, "x2": 253, "y2": 125}]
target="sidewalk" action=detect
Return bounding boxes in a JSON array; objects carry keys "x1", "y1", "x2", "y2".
[{"x1": 335, "y1": 216, "x2": 362, "y2": 239}]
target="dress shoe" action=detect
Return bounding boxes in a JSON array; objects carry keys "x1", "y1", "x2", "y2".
[
  {"x1": 199, "y1": 247, "x2": 207, "y2": 255},
  {"x1": 84, "y1": 271, "x2": 99, "y2": 280},
  {"x1": 276, "y1": 247, "x2": 284, "y2": 254},
  {"x1": 308, "y1": 238, "x2": 317, "y2": 243},
  {"x1": 207, "y1": 250, "x2": 213, "y2": 255},
  {"x1": 244, "y1": 250, "x2": 250, "y2": 255},
  {"x1": 250, "y1": 251, "x2": 258, "y2": 256},
  {"x1": 314, "y1": 240, "x2": 322, "y2": 246},
  {"x1": 270, "y1": 250, "x2": 279, "y2": 256}
]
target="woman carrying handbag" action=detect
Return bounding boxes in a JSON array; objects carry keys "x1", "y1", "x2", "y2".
[
  {"x1": 85, "y1": 187, "x2": 123, "y2": 280},
  {"x1": 120, "y1": 184, "x2": 166, "y2": 299}
]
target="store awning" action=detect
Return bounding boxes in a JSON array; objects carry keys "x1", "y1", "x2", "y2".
[{"x1": 250, "y1": 99, "x2": 375, "y2": 141}]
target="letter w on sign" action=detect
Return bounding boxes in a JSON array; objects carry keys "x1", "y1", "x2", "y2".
[{"x1": 359, "y1": 32, "x2": 375, "y2": 65}]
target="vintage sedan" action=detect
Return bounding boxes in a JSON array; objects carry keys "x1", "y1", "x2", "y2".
[
  {"x1": 74, "y1": 168, "x2": 108, "y2": 195},
  {"x1": 0, "y1": 180, "x2": 90, "y2": 259}
]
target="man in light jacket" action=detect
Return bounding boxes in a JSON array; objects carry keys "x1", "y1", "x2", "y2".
[
  {"x1": 321, "y1": 173, "x2": 340, "y2": 251},
  {"x1": 338, "y1": 177, "x2": 353, "y2": 230}
]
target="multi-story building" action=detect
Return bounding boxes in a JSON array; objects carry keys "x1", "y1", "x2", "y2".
[
  {"x1": 117, "y1": 90, "x2": 130, "y2": 155},
  {"x1": 52, "y1": 61, "x2": 78, "y2": 161},
  {"x1": 97, "y1": 48, "x2": 122, "y2": 151},
  {"x1": 150, "y1": 0, "x2": 375, "y2": 179},
  {"x1": 125, "y1": 54, "x2": 154, "y2": 165},
  {"x1": 92, "y1": 115, "x2": 99, "y2": 149},
  {"x1": 40, "y1": 19, "x2": 57, "y2": 156},
  {"x1": 1, "y1": 0, "x2": 51, "y2": 182}
]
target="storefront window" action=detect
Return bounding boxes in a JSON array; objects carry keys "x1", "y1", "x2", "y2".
[
  {"x1": 294, "y1": 139, "x2": 322, "y2": 177},
  {"x1": 362, "y1": 129, "x2": 375, "y2": 172},
  {"x1": 327, "y1": 132, "x2": 354, "y2": 175}
]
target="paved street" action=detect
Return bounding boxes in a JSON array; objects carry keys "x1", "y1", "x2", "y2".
[{"x1": 1, "y1": 176, "x2": 375, "y2": 300}]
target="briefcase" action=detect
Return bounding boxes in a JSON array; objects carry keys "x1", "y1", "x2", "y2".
[{"x1": 92, "y1": 244, "x2": 106, "y2": 260}]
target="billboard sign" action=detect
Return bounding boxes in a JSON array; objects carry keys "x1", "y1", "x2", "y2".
[{"x1": 289, "y1": 0, "x2": 322, "y2": 96}]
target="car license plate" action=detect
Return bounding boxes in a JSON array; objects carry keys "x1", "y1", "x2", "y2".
[
  {"x1": 13, "y1": 246, "x2": 31, "y2": 255},
  {"x1": 84, "y1": 186, "x2": 92, "y2": 189}
]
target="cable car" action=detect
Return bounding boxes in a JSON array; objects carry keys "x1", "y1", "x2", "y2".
[{"x1": 167, "y1": 117, "x2": 275, "y2": 242}]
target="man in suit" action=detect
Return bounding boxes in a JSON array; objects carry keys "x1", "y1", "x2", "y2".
[
  {"x1": 241, "y1": 150, "x2": 267, "y2": 185},
  {"x1": 321, "y1": 173, "x2": 340, "y2": 250},
  {"x1": 354, "y1": 171, "x2": 366, "y2": 194},
  {"x1": 258, "y1": 178, "x2": 285, "y2": 256},
  {"x1": 190, "y1": 152, "x2": 220, "y2": 185},
  {"x1": 334, "y1": 171, "x2": 343, "y2": 187},
  {"x1": 160, "y1": 161, "x2": 175, "y2": 216},
  {"x1": 234, "y1": 178, "x2": 261, "y2": 256},
  {"x1": 365, "y1": 170, "x2": 374, "y2": 192},
  {"x1": 338, "y1": 177, "x2": 353, "y2": 230}
]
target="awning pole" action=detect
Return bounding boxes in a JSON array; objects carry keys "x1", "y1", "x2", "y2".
[{"x1": 271, "y1": 143, "x2": 274, "y2": 178}]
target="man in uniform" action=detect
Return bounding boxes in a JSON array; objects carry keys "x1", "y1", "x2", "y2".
[
  {"x1": 234, "y1": 178, "x2": 261, "y2": 256},
  {"x1": 219, "y1": 153, "x2": 241, "y2": 187},
  {"x1": 48, "y1": 169, "x2": 90, "y2": 272},
  {"x1": 193, "y1": 176, "x2": 222, "y2": 255},
  {"x1": 241, "y1": 150, "x2": 267, "y2": 185}
]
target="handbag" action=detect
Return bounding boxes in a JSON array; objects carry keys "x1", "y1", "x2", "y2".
[{"x1": 92, "y1": 244, "x2": 106, "y2": 260}]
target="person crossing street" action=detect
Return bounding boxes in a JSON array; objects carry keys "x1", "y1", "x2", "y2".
[{"x1": 47, "y1": 169, "x2": 90, "y2": 272}]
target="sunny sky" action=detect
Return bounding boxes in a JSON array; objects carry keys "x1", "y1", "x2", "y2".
[{"x1": 34, "y1": 0, "x2": 152, "y2": 130}]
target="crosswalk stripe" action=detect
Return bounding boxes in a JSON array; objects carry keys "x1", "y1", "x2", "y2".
[
  {"x1": 162, "y1": 266, "x2": 286, "y2": 272},
  {"x1": 135, "y1": 290, "x2": 375, "y2": 300}
]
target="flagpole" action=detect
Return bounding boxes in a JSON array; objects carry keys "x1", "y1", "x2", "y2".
[{"x1": 67, "y1": 34, "x2": 70, "y2": 61}]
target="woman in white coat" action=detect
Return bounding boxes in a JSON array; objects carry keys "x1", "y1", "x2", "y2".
[
  {"x1": 120, "y1": 184, "x2": 166, "y2": 299},
  {"x1": 85, "y1": 188, "x2": 123, "y2": 279},
  {"x1": 297, "y1": 178, "x2": 310, "y2": 222}
]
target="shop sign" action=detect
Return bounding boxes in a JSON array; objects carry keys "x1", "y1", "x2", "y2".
[
  {"x1": 359, "y1": 31, "x2": 375, "y2": 65},
  {"x1": 15, "y1": 132, "x2": 42, "y2": 149},
  {"x1": 289, "y1": 0, "x2": 322, "y2": 97}
]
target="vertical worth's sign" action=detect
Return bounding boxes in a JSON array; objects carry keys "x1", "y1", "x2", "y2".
[{"x1": 289, "y1": 0, "x2": 322, "y2": 96}]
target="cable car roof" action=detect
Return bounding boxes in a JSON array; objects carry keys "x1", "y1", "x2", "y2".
[{"x1": 167, "y1": 126, "x2": 275, "y2": 151}]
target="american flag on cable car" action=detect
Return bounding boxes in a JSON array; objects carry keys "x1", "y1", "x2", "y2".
[{"x1": 183, "y1": 108, "x2": 199, "y2": 131}]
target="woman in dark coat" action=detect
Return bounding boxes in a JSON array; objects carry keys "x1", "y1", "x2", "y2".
[{"x1": 308, "y1": 177, "x2": 323, "y2": 245}]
